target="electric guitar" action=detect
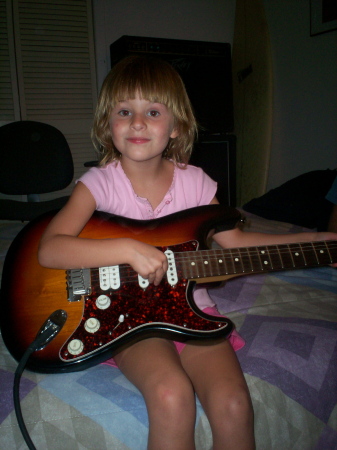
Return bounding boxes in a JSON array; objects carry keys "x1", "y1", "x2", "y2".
[{"x1": 1, "y1": 205, "x2": 336, "y2": 374}]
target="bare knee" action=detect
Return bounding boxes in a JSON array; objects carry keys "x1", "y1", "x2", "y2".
[
  {"x1": 227, "y1": 386, "x2": 253, "y2": 424},
  {"x1": 148, "y1": 374, "x2": 196, "y2": 421},
  {"x1": 200, "y1": 384, "x2": 254, "y2": 449},
  {"x1": 206, "y1": 383, "x2": 254, "y2": 431},
  {"x1": 143, "y1": 375, "x2": 197, "y2": 450}
]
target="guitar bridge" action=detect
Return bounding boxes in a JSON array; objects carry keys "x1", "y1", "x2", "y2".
[{"x1": 67, "y1": 268, "x2": 91, "y2": 302}]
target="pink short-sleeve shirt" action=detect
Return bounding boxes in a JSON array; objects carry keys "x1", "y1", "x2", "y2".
[
  {"x1": 78, "y1": 161, "x2": 244, "y2": 352},
  {"x1": 79, "y1": 161, "x2": 217, "y2": 220},
  {"x1": 79, "y1": 162, "x2": 217, "y2": 310}
]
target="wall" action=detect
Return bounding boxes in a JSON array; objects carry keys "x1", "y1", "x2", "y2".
[
  {"x1": 92, "y1": 0, "x2": 337, "y2": 195},
  {"x1": 264, "y1": 0, "x2": 337, "y2": 190},
  {"x1": 92, "y1": 0, "x2": 235, "y2": 89}
]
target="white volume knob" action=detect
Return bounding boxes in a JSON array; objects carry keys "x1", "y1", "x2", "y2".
[
  {"x1": 67, "y1": 339, "x2": 84, "y2": 356},
  {"x1": 84, "y1": 317, "x2": 100, "y2": 333},
  {"x1": 96, "y1": 294, "x2": 111, "y2": 310}
]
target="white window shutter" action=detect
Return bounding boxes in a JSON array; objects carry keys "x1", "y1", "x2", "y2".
[
  {"x1": 1, "y1": 0, "x2": 98, "y2": 201},
  {"x1": 0, "y1": 0, "x2": 21, "y2": 122}
]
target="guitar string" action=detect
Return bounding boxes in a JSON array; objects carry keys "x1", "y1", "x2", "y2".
[
  {"x1": 87, "y1": 241, "x2": 337, "y2": 276},
  {"x1": 90, "y1": 242, "x2": 337, "y2": 271},
  {"x1": 91, "y1": 242, "x2": 337, "y2": 270},
  {"x1": 87, "y1": 242, "x2": 337, "y2": 285}
]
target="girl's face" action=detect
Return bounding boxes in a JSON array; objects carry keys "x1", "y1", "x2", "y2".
[{"x1": 109, "y1": 94, "x2": 178, "y2": 164}]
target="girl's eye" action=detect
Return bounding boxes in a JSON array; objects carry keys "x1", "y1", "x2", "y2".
[
  {"x1": 118, "y1": 109, "x2": 131, "y2": 117},
  {"x1": 148, "y1": 110, "x2": 160, "y2": 117}
]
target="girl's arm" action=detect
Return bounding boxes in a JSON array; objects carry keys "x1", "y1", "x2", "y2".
[
  {"x1": 209, "y1": 197, "x2": 337, "y2": 250},
  {"x1": 212, "y1": 225, "x2": 336, "y2": 249},
  {"x1": 38, "y1": 182, "x2": 168, "y2": 285}
]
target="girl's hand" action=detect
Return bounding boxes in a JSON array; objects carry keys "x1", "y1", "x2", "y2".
[
  {"x1": 125, "y1": 240, "x2": 168, "y2": 286},
  {"x1": 315, "y1": 231, "x2": 337, "y2": 241}
]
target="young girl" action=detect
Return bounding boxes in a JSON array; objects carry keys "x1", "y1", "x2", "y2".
[{"x1": 38, "y1": 56, "x2": 336, "y2": 450}]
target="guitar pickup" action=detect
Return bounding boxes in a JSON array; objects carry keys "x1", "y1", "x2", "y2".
[
  {"x1": 165, "y1": 249, "x2": 178, "y2": 286},
  {"x1": 99, "y1": 266, "x2": 121, "y2": 290},
  {"x1": 67, "y1": 268, "x2": 91, "y2": 302}
]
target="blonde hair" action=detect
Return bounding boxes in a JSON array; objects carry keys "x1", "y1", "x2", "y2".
[{"x1": 91, "y1": 55, "x2": 198, "y2": 166}]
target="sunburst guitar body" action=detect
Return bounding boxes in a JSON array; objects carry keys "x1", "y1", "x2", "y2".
[{"x1": 1, "y1": 205, "x2": 336, "y2": 373}]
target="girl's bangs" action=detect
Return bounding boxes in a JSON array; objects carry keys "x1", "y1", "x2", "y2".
[{"x1": 111, "y1": 73, "x2": 174, "y2": 108}]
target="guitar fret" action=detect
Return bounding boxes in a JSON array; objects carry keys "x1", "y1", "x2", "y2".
[
  {"x1": 266, "y1": 246, "x2": 274, "y2": 269},
  {"x1": 277, "y1": 245, "x2": 283, "y2": 268},
  {"x1": 312, "y1": 241, "x2": 332, "y2": 265},
  {"x1": 224, "y1": 250, "x2": 236, "y2": 274},
  {"x1": 204, "y1": 251, "x2": 217, "y2": 278},
  {"x1": 229, "y1": 249, "x2": 242, "y2": 274},
  {"x1": 207, "y1": 253, "x2": 215, "y2": 274},
  {"x1": 288, "y1": 243, "x2": 306, "y2": 267},
  {"x1": 211, "y1": 252, "x2": 224, "y2": 274},
  {"x1": 245, "y1": 248, "x2": 254, "y2": 272},
  {"x1": 287, "y1": 244, "x2": 296, "y2": 267},
  {"x1": 213, "y1": 250, "x2": 228, "y2": 275},
  {"x1": 208, "y1": 250, "x2": 221, "y2": 276},
  {"x1": 197, "y1": 252, "x2": 207, "y2": 278},
  {"x1": 319, "y1": 241, "x2": 333, "y2": 264},
  {"x1": 310, "y1": 242, "x2": 320, "y2": 265},
  {"x1": 180, "y1": 254, "x2": 192, "y2": 279},
  {"x1": 300, "y1": 243, "x2": 308, "y2": 265},
  {"x1": 238, "y1": 248, "x2": 253, "y2": 272},
  {"x1": 276, "y1": 244, "x2": 294, "y2": 268},
  {"x1": 198, "y1": 251, "x2": 209, "y2": 278},
  {"x1": 187, "y1": 254, "x2": 198, "y2": 278},
  {"x1": 302, "y1": 242, "x2": 317, "y2": 266},
  {"x1": 189, "y1": 256, "x2": 196, "y2": 278},
  {"x1": 267, "y1": 245, "x2": 283, "y2": 270},
  {"x1": 253, "y1": 247, "x2": 264, "y2": 272},
  {"x1": 250, "y1": 247, "x2": 263, "y2": 272}
]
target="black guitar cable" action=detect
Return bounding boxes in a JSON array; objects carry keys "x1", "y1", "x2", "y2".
[{"x1": 13, "y1": 310, "x2": 67, "y2": 450}]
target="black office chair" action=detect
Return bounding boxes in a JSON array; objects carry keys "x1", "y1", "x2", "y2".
[{"x1": 0, "y1": 121, "x2": 74, "y2": 221}]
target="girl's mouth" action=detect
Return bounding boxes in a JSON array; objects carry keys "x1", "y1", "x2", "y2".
[{"x1": 127, "y1": 138, "x2": 150, "y2": 144}]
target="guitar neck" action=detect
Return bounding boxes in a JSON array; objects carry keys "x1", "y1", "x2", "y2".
[{"x1": 178, "y1": 240, "x2": 337, "y2": 281}]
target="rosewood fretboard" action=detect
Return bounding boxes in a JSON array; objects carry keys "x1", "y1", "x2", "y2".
[{"x1": 176, "y1": 240, "x2": 337, "y2": 281}]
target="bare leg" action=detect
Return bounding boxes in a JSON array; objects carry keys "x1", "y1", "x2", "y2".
[
  {"x1": 180, "y1": 339, "x2": 255, "y2": 450},
  {"x1": 114, "y1": 338, "x2": 197, "y2": 450}
]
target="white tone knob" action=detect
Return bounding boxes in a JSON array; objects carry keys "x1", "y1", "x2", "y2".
[
  {"x1": 84, "y1": 317, "x2": 100, "y2": 333},
  {"x1": 67, "y1": 339, "x2": 84, "y2": 356},
  {"x1": 96, "y1": 294, "x2": 111, "y2": 310}
]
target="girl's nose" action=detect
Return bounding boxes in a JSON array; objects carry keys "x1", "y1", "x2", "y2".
[{"x1": 131, "y1": 113, "x2": 146, "y2": 130}]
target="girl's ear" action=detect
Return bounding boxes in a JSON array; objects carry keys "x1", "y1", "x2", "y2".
[{"x1": 170, "y1": 127, "x2": 179, "y2": 139}]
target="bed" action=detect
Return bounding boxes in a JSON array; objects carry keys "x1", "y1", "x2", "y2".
[{"x1": 0, "y1": 209, "x2": 336, "y2": 449}]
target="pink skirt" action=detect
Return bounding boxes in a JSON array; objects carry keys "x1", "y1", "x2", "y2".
[{"x1": 103, "y1": 306, "x2": 245, "y2": 368}]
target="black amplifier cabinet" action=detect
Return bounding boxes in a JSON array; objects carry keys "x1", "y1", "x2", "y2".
[
  {"x1": 110, "y1": 35, "x2": 234, "y2": 135},
  {"x1": 189, "y1": 135, "x2": 236, "y2": 206}
]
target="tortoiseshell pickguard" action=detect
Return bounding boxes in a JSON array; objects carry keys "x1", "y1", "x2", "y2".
[{"x1": 60, "y1": 241, "x2": 231, "y2": 362}]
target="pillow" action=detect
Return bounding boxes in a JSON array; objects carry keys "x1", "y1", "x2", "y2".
[{"x1": 242, "y1": 169, "x2": 337, "y2": 231}]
